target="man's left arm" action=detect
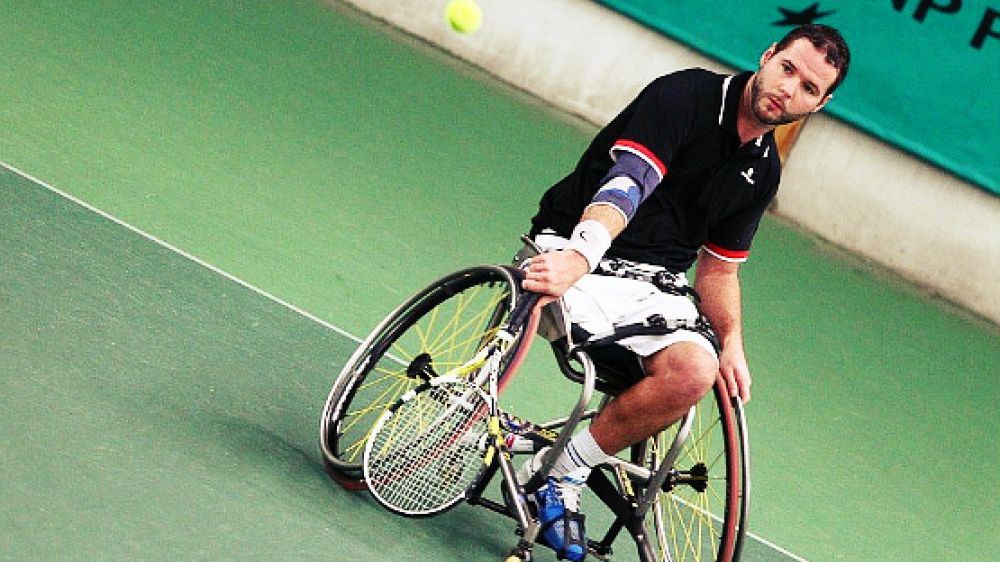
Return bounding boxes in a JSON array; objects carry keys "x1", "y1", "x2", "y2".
[{"x1": 694, "y1": 252, "x2": 752, "y2": 402}]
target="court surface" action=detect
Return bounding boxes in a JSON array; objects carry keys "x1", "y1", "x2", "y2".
[{"x1": 2, "y1": 2, "x2": 998, "y2": 560}]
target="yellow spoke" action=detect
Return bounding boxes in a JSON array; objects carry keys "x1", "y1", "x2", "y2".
[
  {"x1": 456, "y1": 292, "x2": 508, "y2": 362},
  {"x1": 705, "y1": 478, "x2": 726, "y2": 508},
  {"x1": 426, "y1": 286, "x2": 506, "y2": 361},
  {"x1": 379, "y1": 406, "x2": 407, "y2": 457},
  {"x1": 674, "y1": 496, "x2": 698, "y2": 560},
  {"x1": 389, "y1": 335, "x2": 419, "y2": 364},
  {"x1": 448, "y1": 288, "x2": 487, "y2": 364},
  {"x1": 430, "y1": 311, "x2": 503, "y2": 371},
  {"x1": 344, "y1": 399, "x2": 392, "y2": 429},
  {"x1": 682, "y1": 417, "x2": 721, "y2": 463},
  {"x1": 345, "y1": 379, "x2": 412, "y2": 428},
  {"x1": 423, "y1": 327, "x2": 498, "y2": 366},
  {"x1": 420, "y1": 302, "x2": 442, "y2": 351},
  {"x1": 353, "y1": 370, "x2": 415, "y2": 409},
  {"x1": 663, "y1": 488, "x2": 723, "y2": 561},
  {"x1": 426, "y1": 307, "x2": 482, "y2": 366},
  {"x1": 425, "y1": 285, "x2": 482, "y2": 353},
  {"x1": 357, "y1": 367, "x2": 410, "y2": 392},
  {"x1": 667, "y1": 494, "x2": 686, "y2": 559}
]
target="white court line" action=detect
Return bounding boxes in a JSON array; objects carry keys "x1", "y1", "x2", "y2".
[
  {"x1": 1, "y1": 160, "x2": 363, "y2": 347},
  {"x1": 4, "y1": 159, "x2": 811, "y2": 562},
  {"x1": 745, "y1": 532, "x2": 811, "y2": 562},
  {"x1": 664, "y1": 496, "x2": 811, "y2": 562}
]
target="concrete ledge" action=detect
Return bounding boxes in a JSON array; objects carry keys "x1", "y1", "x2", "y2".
[
  {"x1": 336, "y1": 0, "x2": 1000, "y2": 325},
  {"x1": 778, "y1": 116, "x2": 1000, "y2": 321}
]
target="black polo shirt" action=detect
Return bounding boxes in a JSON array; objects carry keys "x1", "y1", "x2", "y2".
[{"x1": 530, "y1": 69, "x2": 781, "y2": 273}]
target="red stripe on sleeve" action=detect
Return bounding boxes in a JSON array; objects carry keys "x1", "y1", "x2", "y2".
[
  {"x1": 613, "y1": 139, "x2": 667, "y2": 179},
  {"x1": 703, "y1": 242, "x2": 750, "y2": 262}
]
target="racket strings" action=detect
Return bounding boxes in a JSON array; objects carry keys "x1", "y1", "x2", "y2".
[{"x1": 366, "y1": 382, "x2": 490, "y2": 514}]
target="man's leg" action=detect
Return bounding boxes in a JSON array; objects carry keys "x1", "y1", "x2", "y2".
[
  {"x1": 590, "y1": 341, "x2": 718, "y2": 454},
  {"x1": 538, "y1": 340, "x2": 718, "y2": 477},
  {"x1": 520, "y1": 340, "x2": 717, "y2": 560}
]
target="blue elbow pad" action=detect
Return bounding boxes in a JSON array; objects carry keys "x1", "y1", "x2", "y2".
[{"x1": 592, "y1": 151, "x2": 662, "y2": 222}]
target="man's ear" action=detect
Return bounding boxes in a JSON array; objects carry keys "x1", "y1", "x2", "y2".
[
  {"x1": 812, "y1": 94, "x2": 833, "y2": 113},
  {"x1": 759, "y1": 42, "x2": 778, "y2": 67}
]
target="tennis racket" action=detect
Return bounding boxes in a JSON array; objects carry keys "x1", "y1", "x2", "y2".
[{"x1": 363, "y1": 375, "x2": 494, "y2": 517}]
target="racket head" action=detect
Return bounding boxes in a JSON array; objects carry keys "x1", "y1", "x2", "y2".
[{"x1": 363, "y1": 376, "x2": 492, "y2": 517}]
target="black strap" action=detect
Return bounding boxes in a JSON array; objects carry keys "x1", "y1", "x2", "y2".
[
  {"x1": 594, "y1": 258, "x2": 701, "y2": 302},
  {"x1": 576, "y1": 314, "x2": 720, "y2": 354}
]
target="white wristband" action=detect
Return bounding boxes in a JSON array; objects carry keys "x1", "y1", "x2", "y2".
[{"x1": 566, "y1": 219, "x2": 612, "y2": 272}]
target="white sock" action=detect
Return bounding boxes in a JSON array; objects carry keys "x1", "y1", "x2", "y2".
[{"x1": 548, "y1": 428, "x2": 610, "y2": 481}]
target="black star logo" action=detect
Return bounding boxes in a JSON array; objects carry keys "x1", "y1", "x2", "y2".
[{"x1": 773, "y1": 3, "x2": 835, "y2": 26}]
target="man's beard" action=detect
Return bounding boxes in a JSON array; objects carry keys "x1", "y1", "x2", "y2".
[{"x1": 750, "y1": 76, "x2": 810, "y2": 126}]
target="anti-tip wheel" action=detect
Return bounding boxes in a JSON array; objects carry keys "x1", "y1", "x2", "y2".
[{"x1": 503, "y1": 548, "x2": 531, "y2": 562}]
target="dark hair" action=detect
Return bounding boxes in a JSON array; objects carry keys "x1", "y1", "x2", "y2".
[{"x1": 775, "y1": 24, "x2": 851, "y2": 95}]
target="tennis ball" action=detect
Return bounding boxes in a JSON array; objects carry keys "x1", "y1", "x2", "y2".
[{"x1": 445, "y1": 0, "x2": 482, "y2": 34}]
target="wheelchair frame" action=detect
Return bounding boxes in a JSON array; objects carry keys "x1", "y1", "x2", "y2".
[{"x1": 319, "y1": 261, "x2": 751, "y2": 562}]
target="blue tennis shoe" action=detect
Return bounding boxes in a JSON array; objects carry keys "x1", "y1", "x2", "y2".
[{"x1": 517, "y1": 450, "x2": 588, "y2": 561}]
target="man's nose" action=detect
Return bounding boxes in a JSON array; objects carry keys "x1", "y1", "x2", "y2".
[{"x1": 778, "y1": 78, "x2": 794, "y2": 98}]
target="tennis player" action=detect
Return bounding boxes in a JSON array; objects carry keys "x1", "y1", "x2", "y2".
[{"x1": 518, "y1": 24, "x2": 851, "y2": 560}]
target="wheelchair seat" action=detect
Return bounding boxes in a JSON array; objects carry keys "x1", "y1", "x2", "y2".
[{"x1": 548, "y1": 325, "x2": 647, "y2": 398}]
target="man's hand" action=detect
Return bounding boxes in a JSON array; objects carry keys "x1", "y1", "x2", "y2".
[
  {"x1": 719, "y1": 342, "x2": 752, "y2": 403},
  {"x1": 524, "y1": 207, "x2": 624, "y2": 302},
  {"x1": 522, "y1": 250, "x2": 589, "y2": 304}
]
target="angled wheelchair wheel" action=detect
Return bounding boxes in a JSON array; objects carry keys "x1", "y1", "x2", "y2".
[
  {"x1": 634, "y1": 378, "x2": 748, "y2": 562},
  {"x1": 320, "y1": 265, "x2": 526, "y2": 482}
]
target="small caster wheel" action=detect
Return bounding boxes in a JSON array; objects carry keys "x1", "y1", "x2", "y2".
[{"x1": 504, "y1": 546, "x2": 531, "y2": 562}]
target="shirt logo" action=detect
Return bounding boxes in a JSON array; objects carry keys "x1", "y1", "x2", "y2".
[{"x1": 741, "y1": 167, "x2": 756, "y2": 185}]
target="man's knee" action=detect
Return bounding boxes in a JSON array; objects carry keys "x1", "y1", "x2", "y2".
[{"x1": 642, "y1": 342, "x2": 717, "y2": 404}]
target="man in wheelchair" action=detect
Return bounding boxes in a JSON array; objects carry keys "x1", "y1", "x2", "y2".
[{"x1": 517, "y1": 24, "x2": 850, "y2": 561}]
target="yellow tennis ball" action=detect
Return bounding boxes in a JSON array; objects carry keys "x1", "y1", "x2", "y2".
[{"x1": 445, "y1": 0, "x2": 482, "y2": 34}]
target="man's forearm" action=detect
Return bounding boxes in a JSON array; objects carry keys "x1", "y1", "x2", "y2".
[
  {"x1": 580, "y1": 203, "x2": 627, "y2": 237},
  {"x1": 694, "y1": 253, "x2": 743, "y2": 348},
  {"x1": 694, "y1": 252, "x2": 753, "y2": 400}
]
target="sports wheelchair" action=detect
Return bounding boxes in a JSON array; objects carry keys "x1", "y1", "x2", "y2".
[{"x1": 319, "y1": 242, "x2": 750, "y2": 562}]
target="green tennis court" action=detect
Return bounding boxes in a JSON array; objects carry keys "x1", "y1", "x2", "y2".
[{"x1": 1, "y1": 2, "x2": 998, "y2": 560}]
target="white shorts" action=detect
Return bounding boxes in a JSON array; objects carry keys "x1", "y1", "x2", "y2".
[{"x1": 534, "y1": 233, "x2": 719, "y2": 361}]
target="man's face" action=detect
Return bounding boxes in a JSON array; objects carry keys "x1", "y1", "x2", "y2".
[{"x1": 750, "y1": 37, "x2": 839, "y2": 126}]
